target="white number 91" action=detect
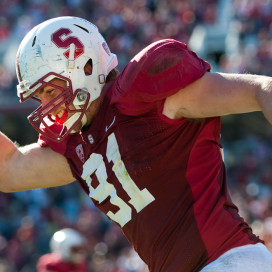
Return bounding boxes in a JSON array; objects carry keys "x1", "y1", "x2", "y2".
[{"x1": 81, "y1": 133, "x2": 155, "y2": 227}]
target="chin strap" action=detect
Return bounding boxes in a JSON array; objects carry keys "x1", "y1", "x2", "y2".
[
  {"x1": 63, "y1": 106, "x2": 88, "y2": 134},
  {"x1": 98, "y1": 42, "x2": 106, "y2": 84},
  {"x1": 79, "y1": 113, "x2": 88, "y2": 128}
]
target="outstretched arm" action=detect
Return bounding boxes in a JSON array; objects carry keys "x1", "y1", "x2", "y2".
[
  {"x1": 163, "y1": 72, "x2": 272, "y2": 122},
  {"x1": 0, "y1": 132, "x2": 74, "y2": 192}
]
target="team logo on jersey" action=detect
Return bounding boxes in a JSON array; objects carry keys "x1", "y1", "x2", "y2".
[
  {"x1": 88, "y1": 134, "x2": 94, "y2": 144},
  {"x1": 76, "y1": 144, "x2": 85, "y2": 162}
]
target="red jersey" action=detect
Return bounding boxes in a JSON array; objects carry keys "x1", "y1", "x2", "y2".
[
  {"x1": 39, "y1": 39, "x2": 262, "y2": 272},
  {"x1": 36, "y1": 253, "x2": 88, "y2": 272}
]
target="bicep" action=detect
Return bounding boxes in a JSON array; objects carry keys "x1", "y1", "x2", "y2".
[
  {"x1": 5, "y1": 143, "x2": 74, "y2": 192},
  {"x1": 163, "y1": 72, "x2": 262, "y2": 119}
]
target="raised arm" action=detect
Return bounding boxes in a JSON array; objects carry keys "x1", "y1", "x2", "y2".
[
  {"x1": 163, "y1": 72, "x2": 272, "y2": 123},
  {"x1": 0, "y1": 132, "x2": 75, "y2": 193}
]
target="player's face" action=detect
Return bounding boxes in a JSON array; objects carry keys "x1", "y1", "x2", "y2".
[
  {"x1": 35, "y1": 73, "x2": 104, "y2": 131},
  {"x1": 35, "y1": 78, "x2": 76, "y2": 124}
]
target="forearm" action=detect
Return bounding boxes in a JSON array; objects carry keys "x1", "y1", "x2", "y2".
[
  {"x1": 0, "y1": 132, "x2": 20, "y2": 192},
  {"x1": 255, "y1": 76, "x2": 272, "y2": 124},
  {"x1": 219, "y1": 72, "x2": 272, "y2": 125}
]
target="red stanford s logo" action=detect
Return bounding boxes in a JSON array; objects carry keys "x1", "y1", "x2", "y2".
[{"x1": 51, "y1": 28, "x2": 84, "y2": 59}]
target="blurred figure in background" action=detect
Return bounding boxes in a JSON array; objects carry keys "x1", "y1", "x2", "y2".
[{"x1": 37, "y1": 228, "x2": 88, "y2": 272}]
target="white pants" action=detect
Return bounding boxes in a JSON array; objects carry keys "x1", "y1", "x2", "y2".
[{"x1": 200, "y1": 243, "x2": 272, "y2": 272}]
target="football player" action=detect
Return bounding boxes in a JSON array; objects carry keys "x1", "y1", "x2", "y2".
[
  {"x1": 1, "y1": 16, "x2": 272, "y2": 271},
  {"x1": 37, "y1": 228, "x2": 88, "y2": 272}
]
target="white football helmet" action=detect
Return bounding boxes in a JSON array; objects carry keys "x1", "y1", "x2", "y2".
[
  {"x1": 16, "y1": 16, "x2": 118, "y2": 142},
  {"x1": 50, "y1": 228, "x2": 86, "y2": 263}
]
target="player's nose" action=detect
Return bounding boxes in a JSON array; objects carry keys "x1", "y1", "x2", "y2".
[{"x1": 40, "y1": 96, "x2": 52, "y2": 108}]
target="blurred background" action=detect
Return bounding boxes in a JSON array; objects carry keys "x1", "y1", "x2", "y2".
[{"x1": 0, "y1": 0, "x2": 272, "y2": 271}]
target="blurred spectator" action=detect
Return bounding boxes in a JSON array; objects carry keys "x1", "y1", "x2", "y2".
[{"x1": 37, "y1": 228, "x2": 88, "y2": 272}]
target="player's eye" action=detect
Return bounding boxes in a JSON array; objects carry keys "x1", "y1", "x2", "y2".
[
  {"x1": 43, "y1": 88, "x2": 58, "y2": 99},
  {"x1": 46, "y1": 89, "x2": 55, "y2": 95}
]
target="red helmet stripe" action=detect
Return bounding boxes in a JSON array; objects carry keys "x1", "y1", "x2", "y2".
[{"x1": 16, "y1": 45, "x2": 23, "y2": 82}]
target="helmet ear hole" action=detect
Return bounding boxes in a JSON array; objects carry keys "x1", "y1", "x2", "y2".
[{"x1": 84, "y1": 59, "x2": 93, "y2": 76}]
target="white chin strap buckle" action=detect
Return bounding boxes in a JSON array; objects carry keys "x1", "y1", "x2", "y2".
[{"x1": 99, "y1": 74, "x2": 105, "y2": 84}]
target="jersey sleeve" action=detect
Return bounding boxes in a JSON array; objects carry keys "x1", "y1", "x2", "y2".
[{"x1": 111, "y1": 39, "x2": 211, "y2": 115}]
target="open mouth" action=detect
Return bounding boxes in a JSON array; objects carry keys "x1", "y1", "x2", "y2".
[{"x1": 55, "y1": 109, "x2": 68, "y2": 125}]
